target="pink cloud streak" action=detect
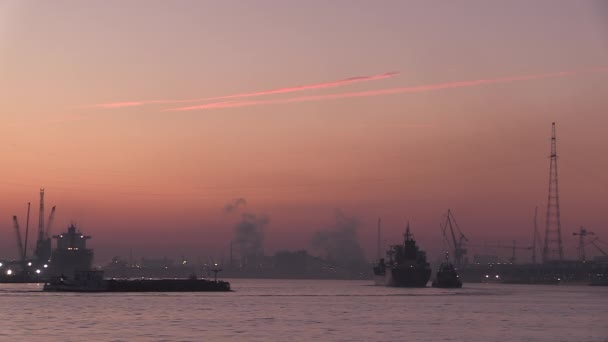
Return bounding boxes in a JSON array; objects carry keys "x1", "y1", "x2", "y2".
[
  {"x1": 166, "y1": 68, "x2": 608, "y2": 112},
  {"x1": 88, "y1": 71, "x2": 399, "y2": 109}
]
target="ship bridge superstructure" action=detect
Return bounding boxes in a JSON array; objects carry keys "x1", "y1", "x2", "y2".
[{"x1": 53, "y1": 224, "x2": 91, "y2": 251}]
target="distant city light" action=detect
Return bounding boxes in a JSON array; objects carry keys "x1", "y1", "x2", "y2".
[
  {"x1": 27, "y1": 262, "x2": 32, "y2": 267},
  {"x1": 0, "y1": 262, "x2": 3, "y2": 267},
  {"x1": 35, "y1": 269, "x2": 41, "y2": 274},
  {"x1": 495, "y1": 275, "x2": 500, "y2": 279},
  {"x1": 43, "y1": 264, "x2": 48, "y2": 268},
  {"x1": 6, "y1": 269, "x2": 12, "y2": 275}
]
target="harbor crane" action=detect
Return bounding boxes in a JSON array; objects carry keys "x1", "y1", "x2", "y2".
[
  {"x1": 589, "y1": 237, "x2": 607, "y2": 257},
  {"x1": 45, "y1": 206, "x2": 56, "y2": 239},
  {"x1": 12, "y1": 216, "x2": 25, "y2": 262},
  {"x1": 573, "y1": 227, "x2": 595, "y2": 261},
  {"x1": 23, "y1": 202, "x2": 31, "y2": 263},
  {"x1": 441, "y1": 209, "x2": 468, "y2": 268}
]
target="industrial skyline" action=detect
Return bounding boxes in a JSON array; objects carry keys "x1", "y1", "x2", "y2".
[{"x1": 1, "y1": 1, "x2": 607, "y2": 262}]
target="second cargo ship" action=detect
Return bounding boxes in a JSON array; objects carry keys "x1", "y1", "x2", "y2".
[{"x1": 373, "y1": 223, "x2": 431, "y2": 287}]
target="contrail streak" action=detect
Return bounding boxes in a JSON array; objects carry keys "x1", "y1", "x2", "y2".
[
  {"x1": 88, "y1": 71, "x2": 399, "y2": 108},
  {"x1": 167, "y1": 68, "x2": 608, "y2": 111}
]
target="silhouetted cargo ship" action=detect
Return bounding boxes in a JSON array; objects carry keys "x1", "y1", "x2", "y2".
[
  {"x1": 0, "y1": 223, "x2": 91, "y2": 283},
  {"x1": 373, "y1": 224, "x2": 431, "y2": 287},
  {"x1": 50, "y1": 224, "x2": 94, "y2": 277}
]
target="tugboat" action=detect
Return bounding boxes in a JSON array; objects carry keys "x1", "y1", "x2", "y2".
[
  {"x1": 373, "y1": 223, "x2": 431, "y2": 287},
  {"x1": 432, "y1": 252, "x2": 463, "y2": 288}
]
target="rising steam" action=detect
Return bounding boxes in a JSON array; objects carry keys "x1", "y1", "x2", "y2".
[
  {"x1": 224, "y1": 198, "x2": 247, "y2": 213},
  {"x1": 311, "y1": 210, "x2": 366, "y2": 266},
  {"x1": 233, "y1": 213, "x2": 268, "y2": 263}
]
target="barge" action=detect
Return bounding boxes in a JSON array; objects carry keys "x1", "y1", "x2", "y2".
[{"x1": 43, "y1": 270, "x2": 231, "y2": 292}]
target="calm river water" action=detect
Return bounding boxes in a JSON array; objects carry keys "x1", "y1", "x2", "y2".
[{"x1": 1, "y1": 279, "x2": 607, "y2": 341}]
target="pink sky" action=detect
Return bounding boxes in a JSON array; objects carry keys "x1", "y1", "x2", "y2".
[{"x1": 1, "y1": 0, "x2": 607, "y2": 263}]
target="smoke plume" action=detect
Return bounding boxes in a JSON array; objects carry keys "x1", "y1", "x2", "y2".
[
  {"x1": 312, "y1": 210, "x2": 366, "y2": 265},
  {"x1": 233, "y1": 213, "x2": 268, "y2": 262},
  {"x1": 224, "y1": 198, "x2": 247, "y2": 213}
]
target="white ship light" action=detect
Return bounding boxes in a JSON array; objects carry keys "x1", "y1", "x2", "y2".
[
  {"x1": 80, "y1": 235, "x2": 83, "y2": 238},
  {"x1": 27, "y1": 262, "x2": 32, "y2": 267},
  {"x1": 485, "y1": 275, "x2": 489, "y2": 278},
  {"x1": 495, "y1": 275, "x2": 500, "y2": 279},
  {"x1": 214, "y1": 263, "x2": 218, "y2": 266},
  {"x1": 43, "y1": 264, "x2": 48, "y2": 268},
  {"x1": 35, "y1": 269, "x2": 41, "y2": 274},
  {"x1": 6, "y1": 269, "x2": 12, "y2": 275},
  {"x1": 0, "y1": 262, "x2": 3, "y2": 267}
]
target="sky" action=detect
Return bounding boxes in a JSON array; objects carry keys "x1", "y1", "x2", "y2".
[{"x1": 1, "y1": 0, "x2": 607, "y2": 264}]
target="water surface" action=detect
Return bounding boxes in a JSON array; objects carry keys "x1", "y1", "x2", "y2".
[{"x1": 1, "y1": 279, "x2": 606, "y2": 341}]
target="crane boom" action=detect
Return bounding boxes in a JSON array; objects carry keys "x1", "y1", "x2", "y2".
[
  {"x1": 45, "y1": 206, "x2": 56, "y2": 238},
  {"x1": 12, "y1": 216, "x2": 25, "y2": 262},
  {"x1": 23, "y1": 202, "x2": 31, "y2": 261},
  {"x1": 590, "y1": 237, "x2": 607, "y2": 256},
  {"x1": 441, "y1": 209, "x2": 468, "y2": 268}
]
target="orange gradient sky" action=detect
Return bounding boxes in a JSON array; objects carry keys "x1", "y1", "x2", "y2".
[{"x1": 1, "y1": 1, "x2": 608, "y2": 263}]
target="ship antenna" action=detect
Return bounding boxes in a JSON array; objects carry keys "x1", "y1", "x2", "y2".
[{"x1": 405, "y1": 221, "x2": 412, "y2": 241}]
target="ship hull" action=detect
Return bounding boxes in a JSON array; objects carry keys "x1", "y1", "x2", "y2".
[
  {"x1": 105, "y1": 278, "x2": 231, "y2": 292},
  {"x1": 432, "y1": 276, "x2": 463, "y2": 288},
  {"x1": 44, "y1": 278, "x2": 231, "y2": 292},
  {"x1": 49, "y1": 250, "x2": 93, "y2": 278},
  {"x1": 375, "y1": 267, "x2": 431, "y2": 287}
]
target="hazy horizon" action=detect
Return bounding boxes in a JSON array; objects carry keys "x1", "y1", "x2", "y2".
[{"x1": 1, "y1": 1, "x2": 608, "y2": 263}]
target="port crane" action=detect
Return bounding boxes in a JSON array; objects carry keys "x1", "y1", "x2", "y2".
[
  {"x1": 573, "y1": 227, "x2": 595, "y2": 261},
  {"x1": 441, "y1": 209, "x2": 468, "y2": 268},
  {"x1": 45, "y1": 206, "x2": 56, "y2": 239},
  {"x1": 589, "y1": 237, "x2": 607, "y2": 257},
  {"x1": 12, "y1": 216, "x2": 25, "y2": 262}
]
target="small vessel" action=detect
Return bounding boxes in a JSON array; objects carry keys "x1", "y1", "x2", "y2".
[
  {"x1": 43, "y1": 270, "x2": 231, "y2": 292},
  {"x1": 432, "y1": 253, "x2": 463, "y2": 288},
  {"x1": 373, "y1": 223, "x2": 431, "y2": 287}
]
